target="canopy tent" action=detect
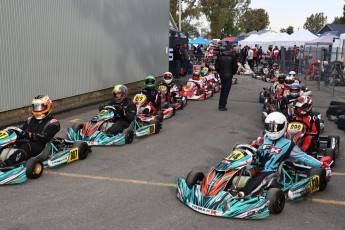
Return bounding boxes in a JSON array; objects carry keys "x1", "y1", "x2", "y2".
[
  {"x1": 189, "y1": 37, "x2": 211, "y2": 45},
  {"x1": 238, "y1": 34, "x2": 260, "y2": 47},
  {"x1": 305, "y1": 34, "x2": 339, "y2": 46},
  {"x1": 221, "y1": 36, "x2": 235, "y2": 42},
  {"x1": 320, "y1": 31, "x2": 342, "y2": 37},
  {"x1": 227, "y1": 36, "x2": 245, "y2": 45},
  {"x1": 275, "y1": 29, "x2": 318, "y2": 48}
]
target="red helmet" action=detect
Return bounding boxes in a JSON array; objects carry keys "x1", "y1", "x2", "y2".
[
  {"x1": 294, "y1": 96, "x2": 312, "y2": 116},
  {"x1": 192, "y1": 71, "x2": 200, "y2": 80}
]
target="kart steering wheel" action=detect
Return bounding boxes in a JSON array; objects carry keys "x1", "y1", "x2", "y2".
[{"x1": 4, "y1": 126, "x2": 26, "y2": 140}]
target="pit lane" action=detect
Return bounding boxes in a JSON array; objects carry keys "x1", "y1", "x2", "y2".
[{"x1": 1, "y1": 75, "x2": 345, "y2": 230}]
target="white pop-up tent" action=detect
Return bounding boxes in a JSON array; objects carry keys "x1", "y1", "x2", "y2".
[
  {"x1": 275, "y1": 29, "x2": 318, "y2": 47},
  {"x1": 238, "y1": 34, "x2": 260, "y2": 47}
]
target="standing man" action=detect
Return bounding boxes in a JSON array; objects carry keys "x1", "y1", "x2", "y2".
[
  {"x1": 215, "y1": 44, "x2": 238, "y2": 111},
  {"x1": 247, "y1": 47, "x2": 254, "y2": 70},
  {"x1": 173, "y1": 43, "x2": 182, "y2": 78},
  {"x1": 180, "y1": 43, "x2": 190, "y2": 76}
]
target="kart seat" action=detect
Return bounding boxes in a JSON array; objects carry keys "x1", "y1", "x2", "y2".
[
  {"x1": 231, "y1": 176, "x2": 251, "y2": 190},
  {"x1": 0, "y1": 148, "x2": 16, "y2": 163},
  {"x1": 36, "y1": 141, "x2": 53, "y2": 161}
]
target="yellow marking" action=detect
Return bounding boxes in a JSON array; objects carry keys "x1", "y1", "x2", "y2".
[
  {"x1": 333, "y1": 172, "x2": 345, "y2": 176},
  {"x1": 45, "y1": 171, "x2": 175, "y2": 187},
  {"x1": 69, "y1": 118, "x2": 82, "y2": 123},
  {"x1": 307, "y1": 198, "x2": 345, "y2": 206}
]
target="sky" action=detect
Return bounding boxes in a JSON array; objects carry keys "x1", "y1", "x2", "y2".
[{"x1": 250, "y1": 0, "x2": 344, "y2": 32}]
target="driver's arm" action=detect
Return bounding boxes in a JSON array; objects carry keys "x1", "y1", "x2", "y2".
[
  {"x1": 123, "y1": 103, "x2": 137, "y2": 122},
  {"x1": 30, "y1": 119, "x2": 60, "y2": 144},
  {"x1": 290, "y1": 145, "x2": 322, "y2": 168}
]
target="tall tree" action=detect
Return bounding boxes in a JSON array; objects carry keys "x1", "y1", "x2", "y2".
[
  {"x1": 238, "y1": 8, "x2": 270, "y2": 33},
  {"x1": 200, "y1": 0, "x2": 250, "y2": 38},
  {"x1": 170, "y1": 0, "x2": 201, "y2": 32},
  {"x1": 280, "y1": 28, "x2": 287, "y2": 33},
  {"x1": 286, "y1": 26, "x2": 294, "y2": 35},
  {"x1": 303, "y1": 13, "x2": 327, "y2": 34},
  {"x1": 333, "y1": 3, "x2": 345, "y2": 23}
]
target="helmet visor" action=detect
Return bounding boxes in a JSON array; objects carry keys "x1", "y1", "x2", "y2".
[
  {"x1": 113, "y1": 91, "x2": 123, "y2": 98},
  {"x1": 146, "y1": 79, "x2": 155, "y2": 84},
  {"x1": 265, "y1": 122, "x2": 285, "y2": 132},
  {"x1": 32, "y1": 104, "x2": 47, "y2": 112},
  {"x1": 164, "y1": 75, "x2": 172, "y2": 80}
]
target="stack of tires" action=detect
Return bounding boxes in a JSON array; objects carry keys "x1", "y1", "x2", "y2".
[{"x1": 326, "y1": 101, "x2": 345, "y2": 130}]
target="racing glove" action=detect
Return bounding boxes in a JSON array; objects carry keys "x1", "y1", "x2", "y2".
[{"x1": 322, "y1": 162, "x2": 332, "y2": 181}]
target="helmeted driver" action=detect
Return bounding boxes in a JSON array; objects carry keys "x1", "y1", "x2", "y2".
[{"x1": 140, "y1": 75, "x2": 161, "y2": 114}]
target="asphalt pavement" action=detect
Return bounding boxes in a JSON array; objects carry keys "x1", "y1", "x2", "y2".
[{"x1": 1, "y1": 75, "x2": 345, "y2": 230}]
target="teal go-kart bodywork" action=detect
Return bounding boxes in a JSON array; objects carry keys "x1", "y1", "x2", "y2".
[
  {"x1": 0, "y1": 127, "x2": 91, "y2": 185},
  {"x1": 176, "y1": 144, "x2": 328, "y2": 219},
  {"x1": 66, "y1": 106, "x2": 161, "y2": 146}
]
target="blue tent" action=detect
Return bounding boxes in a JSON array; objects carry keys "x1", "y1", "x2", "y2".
[
  {"x1": 189, "y1": 37, "x2": 211, "y2": 45},
  {"x1": 227, "y1": 36, "x2": 245, "y2": 45}
]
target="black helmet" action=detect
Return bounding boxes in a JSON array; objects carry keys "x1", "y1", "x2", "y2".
[{"x1": 278, "y1": 74, "x2": 286, "y2": 84}]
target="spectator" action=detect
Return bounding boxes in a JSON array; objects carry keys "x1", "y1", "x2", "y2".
[
  {"x1": 215, "y1": 44, "x2": 238, "y2": 111},
  {"x1": 247, "y1": 47, "x2": 254, "y2": 70},
  {"x1": 253, "y1": 47, "x2": 258, "y2": 67},
  {"x1": 196, "y1": 45, "x2": 203, "y2": 61},
  {"x1": 173, "y1": 43, "x2": 182, "y2": 78},
  {"x1": 258, "y1": 46, "x2": 263, "y2": 63},
  {"x1": 180, "y1": 43, "x2": 190, "y2": 76}
]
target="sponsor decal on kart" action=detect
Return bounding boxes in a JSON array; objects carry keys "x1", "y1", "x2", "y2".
[
  {"x1": 269, "y1": 147, "x2": 282, "y2": 154},
  {"x1": 309, "y1": 175, "x2": 320, "y2": 193},
  {"x1": 225, "y1": 150, "x2": 244, "y2": 161},
  {"x1": 48, "y1": 156, "x2": 68, "y2": 167},
  {"x1": 188, "y1": 203, "x2": 221, "y2": 216},
  {"x1": 0, "y1": 131, "x2": 9, "y2": 139},
  {"x1": 288, "y1": 123, "x2": 303, "y2": 132},
  {"x1": 133, "y1": 94, "x2": 147, "y2": 103},
  {"x1": 67, "y1": 148, "x2": 79, "y2": 163}
]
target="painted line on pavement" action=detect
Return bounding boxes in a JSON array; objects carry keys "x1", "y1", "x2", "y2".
[
  {"x1": 335, "y1": 96, "x2": 345, "y2": 102},
  {"x1": 45, "y1": 171, "x2": 175, "y2": 187},
  {"x1": 69, "y1": 118, "x2": 82, "y2": 123},
  {"x1": 306, "y1": 198, "x2": 345, "y2": 206},
  {"x1": 333, "y1": 172, "x2": 345, "y2": 176}
]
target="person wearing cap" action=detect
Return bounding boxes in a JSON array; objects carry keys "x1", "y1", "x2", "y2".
[
  {"x1": 215, "y1": 44, "x2": 238, "y2": 111},
  {"x1": 100, "y1": 84, "x2": 137, "y2": 135},
  {"x1": 4, "y1": 95, "x2": 60, "y2": 166}
]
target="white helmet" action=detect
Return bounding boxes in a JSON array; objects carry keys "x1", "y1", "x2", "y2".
[
  {"x1": 264, "y1": 112, "x2": 287, "y2": 140},
  {"x1": 163, "y1": 72, "x2": 173, "y2": 84},
  {"x1": 289, "y1": 71, "x2": 296, "y2": 77}
]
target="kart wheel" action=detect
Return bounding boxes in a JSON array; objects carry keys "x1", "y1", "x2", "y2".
[
  {"x1": 157, "y1": 111, "x2": 164, "y2": 122},
  {"x1": 123, "y1": 129, "x2": 134, "y2": 144},
  {"x1": 26, "y1": 158, "x2": 44, "y2": 179},
  {"x1": 259, "y1": 92, "x2": 265, "y2": 103},
  {"x1": 324, "y1": 148, "x2": 335, "y2": 167},
  {"x1": 202, "y1": 92, "x2": 207, "y2": 100},
  {"x1": 337, "y1": 115, "x2": 345, "y2": 130},
  {"x1": 149, "y1": 120, "x2": 161, "y2": 134},
  {"x1": 172, "y1": 107, "x2": 176, "y2": 116},
  {"x1": 327, "y1": 136, "x2": 340, "y2": 159},
  {"x1": 178, "y1": 100, "x2": 184, "y2": 110},
  {"x1": 266, "y1": 188, "x2": 285, "y2": 214},
  {"x1": 73, "y1": 141, "x2": 89, "y2": 160},
  {"x1": 186, "y1": 171, "x2": 205, "y2": 189},
  {"x1": 183, "y1": 96, "x2": 188, "y2": 105},
  {"x1": 307, "y1": 167, "x2": 327, "y2": 191},
  {"x1": 330, "y1": 101, "x2": 345, "y2": 106},
  {"x1": 72, "y1": 123, "x2": 84, "y2": 133}
]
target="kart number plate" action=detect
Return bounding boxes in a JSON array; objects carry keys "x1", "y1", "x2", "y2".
[
  {"x1": 288, "y1": 123, "x2": 303, "y2": 131},
  {"x1": 98, "y1": 110, "x2": 109, "y2": 115},
  {"x1": 309, "y1": 175, "x2": 320, "y2": 193},
  {"x1": 148, "y1": 124, "x2": 156, "y2": 135},
  {"x1": 158, "y1": 85, "x2": 167, "y2": 92},
  {"x1": 225, "y1": 150, "x2": 244, "y2": 161},
  {"x1": 67, "y1": 148, "x2": 79, "y2": 163},
  {"x1": 0, "y1": 131, "x2": 9, "y2": 139},
  {"x1": 133, "y1": 95, "x2": 147, "y2": 103}
]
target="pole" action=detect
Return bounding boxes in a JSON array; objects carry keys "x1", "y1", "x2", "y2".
[{"x1": 179, "y1": 0, "x2": 181, "y2": 31}]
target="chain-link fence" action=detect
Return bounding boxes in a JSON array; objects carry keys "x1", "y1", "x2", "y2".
[{"x1": 280, "y1": 45, "x2": 345, "y2": 97}]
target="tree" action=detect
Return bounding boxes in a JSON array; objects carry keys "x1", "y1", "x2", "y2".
[
  {"x1": 333, "y1": 3, "x2": 345, "y2": 23},
  {"x1": 170, "y1": 0, "x2": 201, "y2": 32},
  {"x1": 286, "y1": 26, "x2": 294, "y2": 35},
  {"x1": 280, "y1": 28, "x2": 287, "y2": 33},
  {"x1": 200, "y1": 0, "x2": 250, "y2": 38},
  {"x1": 303, "y1": 13, "x2": 327, "y2": 34},
  {"x1": 238, "y1": 8, "x2": 270, "y2": 33}
]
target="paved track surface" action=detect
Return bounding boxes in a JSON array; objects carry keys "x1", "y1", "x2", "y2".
[{"x1": 1, "y1": 75, "x2": 345, "y2": 230}]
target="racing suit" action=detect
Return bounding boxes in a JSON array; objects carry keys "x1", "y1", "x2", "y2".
[
  {"x1": 140, "y1": 88, "x2": 162, "y2": 113},
  {"x1": 241, "y1": 135, "x2": 323, "y2": 196},
  {"x1": 306, "y1": 60, "x2": 320, "y2": 80},
  {"x1": 281, "y1": 95, "x2": 299, "y2": 120},
  {"x1": 293, "y1": 114, "x2": 320, "y2": 153},
  {"x1": 106, "y1": 98, "x2": 137, "y2": 135},
  {"x1": 5, "y1": 115, "x2": 60, "y2": 166}
]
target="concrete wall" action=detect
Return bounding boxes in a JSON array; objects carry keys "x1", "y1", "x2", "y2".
[{"x1": 0, "y1": 0, "x2": 169, "y2": 113}]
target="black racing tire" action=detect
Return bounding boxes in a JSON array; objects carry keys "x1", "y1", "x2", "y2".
[
  {"x1": 324, "y1": 148, "x2": 335, "y2": 168},
  {"x1": 172, "y1": 107, "x2": 176, "y2": 116},
  {"x1": 330, "y1": 101, "x2": 345, "y2": 106},
  {"x1": 183, "y1": 96, "x2": 188, "y2": 105},
  {"x1": 149, "y1": 120, "x2": 161, "y2": 134},
  {"x1": 123, "y1": 129, "x2": 134, "y2": 144},
  {"x1": 259, "y1": 92, "x2": 265, "y2": 103},
  {"x1": 157, "y1": 111, "x2": 164, "y2": 122},
  {"x1": 202, "y1": 92, "x2": 207, "y2": 100},
  {"x1": 327, "y1": 135, "x2": 340, "y2": 159},
  {"x1": 336, "y1": 109, "x2": 345, "y2": 117},
  {"x1": 178, "y1": 100, "x2": 184, "y2": 110},
  {"x1": 307, "y1": 167, "x2": 327, "y2": 191},
  {"x1": 328, "y1": 105, "x2": 345, "y2": 116},
  {"x1": 72, "y1": 123, "x2": 84, "y2": 133},
  {"x1": 26, "y1": 158, "x2": 44, "y2": 179},
  {"x1": 72, "y1": 141, "x2": 89, "y2": 160},
  {"x1": 337, "y1": 115, "x2": 345, "y2": 130},
  {"x1": 186, "y1": 171, "x2": 205, "y2": 189},
  {"x1": 266, "y1": 188, "x2": 285, "y2": 214}
]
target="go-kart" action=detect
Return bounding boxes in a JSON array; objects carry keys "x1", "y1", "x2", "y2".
[
  {"x1": 178, "y1": 81, "x2": 213, "y2": 100},
  {"x1": 200, "y1": 75, "x2": 220, "y2": 93},
  {"x1": 66, "y1": 105, "x2": 161, "y2": 146},
  {"x1": 0, "y1": 127, "x2": 90, "y2": 185},
  {"x1": 133, "y1": 93, "x2": 172, "y2": 122},
  {"x1": 176, "y1": 144, "x2": 329, "y2": 219},
  {"x1": 157, "y1": 84, "x2": 186, "y2": 110},
  {"x1": 285, "y1": 121, "x2": 339, "y2": 167}
]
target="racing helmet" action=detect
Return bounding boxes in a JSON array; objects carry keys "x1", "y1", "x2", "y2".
[
  {"x1": 285, "y1": 76, "x2": 294, "y2": 86},
  {"x1": 31, "y1": 95, "x2": 52, "y2": 120},
  {"x1": 289, "y1": 83, "x2": 301, "y2": 98},
  {"x1": 163, "y1": 72, "x2": 173, "y2": 84},
  {"x1": 200, "y1": 67, "x2": 208, "y2": 76},
  {"x1": 112, "y1": 84, "x2": 128, "y2": 103},
  {"x1": 264, "y1": 112, "x2": 287, "y2": 140},
  {"x1": 322, "y1": 61, "x2": 328, "y2": 66},
  {"x1": 273, "y1": 63, "x2": 279, "y2": 69},
  {"x1": 277, "y1": 74, "x2": 286, "y2": 84},
  {"x1": 294, "y1": 96, "x2": 312, "y2": 116},
  {"x1": 289, "y1": 71, "x2": 296, "y2": 78},
  {"x1": 145, "y1": 75, "x2": 156, "y2": 89},
  {"x1": 192, "y1": 71, "x2": 200, "y2": 80}
]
